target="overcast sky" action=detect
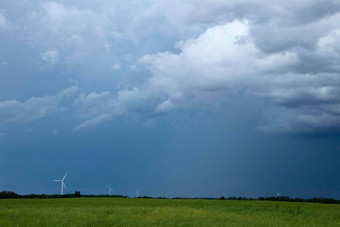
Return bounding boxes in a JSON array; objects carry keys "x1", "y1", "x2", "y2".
[{"x1": 0, "y1": 0, "x2": 339, "y2": 198}]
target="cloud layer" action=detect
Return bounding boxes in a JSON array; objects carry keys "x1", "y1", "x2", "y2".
[
  {"x1": 0, "y1": 86, "x2": 77, "y2": 128},
  {"x1": 1, "y1": 0, "x2": 340, "y2": 133},
  {"x1": 75, "y1": 18, "x2": 340, "y2": 133}
]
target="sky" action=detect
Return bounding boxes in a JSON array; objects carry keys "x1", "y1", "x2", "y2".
[{"x1": 0, "y1": 0, "x2": 339, "y2": 198}]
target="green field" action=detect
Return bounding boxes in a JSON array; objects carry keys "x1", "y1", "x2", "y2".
[{"x1": 0, "y1": 198, "x2": 339, "y2": 226}]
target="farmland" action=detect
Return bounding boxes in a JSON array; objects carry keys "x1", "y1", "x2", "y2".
[{"x1": 0, "y1": 198, "x2": 339, "y2": 226}]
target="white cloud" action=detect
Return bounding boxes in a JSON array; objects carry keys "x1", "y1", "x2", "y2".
[
  {"x1": 74, "y1": 113, "x2": 111, "y2": 130},
  {"x1": 142, "y1": 20, "x2": 297, "y2": 98},
  {"x1": 42, "y1": 2, "x2": 68, "y2": 24},
  {"x1": 317, "y1": 29, "x2": 340, "y2": 55},
  {"x1": 19, "y1": 1, "x2": 115, "y2": 69},
  {"x1": 0, "y1": 86, "x2": 78, "y2": 127},
  {"x1": 73, "y1": 91, "x2": 123, "y2": 130},
  {"x1": 73, "y1": 86, "x2": 156, "y2": 129},
  {"x1": 0, "y1": 10, "x2": 7, "y2": 30},
  {"x1": 155, "y1": 99, "x2": 174, "y2": 113},
  {"x1": 41, "y1": 49, "x2": 58, "y2": 64},
  {"x1": 111, "y1": 64, "x2": 120, "y2": 70},
  {"x1": 74, "y1": 21, "x2": 294, "y2": 128},
  {"x1": 139, "y1": 20, "x2": 340, "y2": 133},
  {"x1": 67, "y1": 34, "x2": 84, "y2": 45}
]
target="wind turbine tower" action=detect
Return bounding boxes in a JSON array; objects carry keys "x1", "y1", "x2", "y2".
[
  {"x1": 108, "y1": 186, "x2": 114, "y2": 196},
  {"x1": 53, "y1": 173, "x2": 68, "y2": 195},
  {"x1": 136, "y1": 189, "x2": 139, "y2": 198}
]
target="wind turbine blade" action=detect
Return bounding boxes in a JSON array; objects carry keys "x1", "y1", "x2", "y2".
[
  {"x1": 53, "y1": 180, "x2": 62, "y2": 182},
  {"x1": 63, "y1": 182, "x2": 67, "y2": 190},
  {"x1": 62, "y1": 172, "x2": 68, "y2": 181}
]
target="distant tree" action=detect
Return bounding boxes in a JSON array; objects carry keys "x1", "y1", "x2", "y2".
[
  {"x1": 0, "y1": 191, "x2": 21, "y2": 199},
  {"x1": 142, "y1": 196, "x2": 154, "y2": 199},
  {"x1": 219, "y1": 196, "x2": 225, "y2": 200},
  {"x1": 74, "y1": 191, "x2": 81, "y2": 197}
]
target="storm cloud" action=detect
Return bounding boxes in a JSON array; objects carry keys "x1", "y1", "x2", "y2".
[{"x1": 1, "y1": 0, "x2": 340, "y2": 133}]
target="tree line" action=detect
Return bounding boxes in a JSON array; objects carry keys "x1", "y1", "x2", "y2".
[{"x1": 0, "y1": 191, "x2": 339, "y2": 204}]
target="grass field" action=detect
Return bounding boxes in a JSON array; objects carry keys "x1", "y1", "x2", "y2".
[{"x1": 0, "y1": 198, "x2": 339, "y2": 226}]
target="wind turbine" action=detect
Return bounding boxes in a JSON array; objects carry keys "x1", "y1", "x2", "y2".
[
  {"x1": 107, "y1": 186, "x2": 114, "y2": 196},
  {"x1": 53, "y1": 173, "x2": 68, "y2": 195},
  {"x1": 136, "y1": 189, "x2": 139, "y2": 198}
]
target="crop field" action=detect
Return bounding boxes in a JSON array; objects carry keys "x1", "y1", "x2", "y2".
[{"x1": 0, "y1": 198, "x2": 339, "y2": 226}]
